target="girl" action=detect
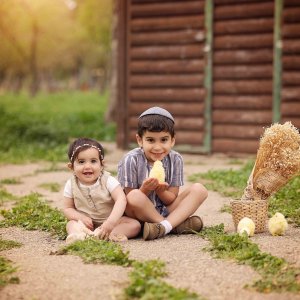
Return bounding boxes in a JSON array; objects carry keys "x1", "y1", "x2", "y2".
[{"x1": 63, "y1": 137, "x2": 141, "y2": 243}]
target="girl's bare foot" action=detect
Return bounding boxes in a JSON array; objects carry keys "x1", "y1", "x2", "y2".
[
  {"x1": 108, "y1": 233, "x2": 128, "y2": 242},
  {"x1": 66, "y1": 233, "x2": 86, "y2": 244},
  {"x1": 77, "y1": 220, "x2": 93, "y2": 235}
]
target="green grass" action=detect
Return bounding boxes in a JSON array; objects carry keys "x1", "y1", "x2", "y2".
[
  {"x1": 58, "y1": 241, "x2": 202, "y2": 299},
  {"x1": 0, "y1": 90, "x2": 115, "y2": 163},
  {"x1": 188, "y1": 161, "x2": 254, "y2": 199},
  {"x1": 108, "y1": 169, "x2": 117, "y2": 177},
  {"x1": 0, "y1": 193, "x2": 67, "y2": 239},
  {"x1": 0, "y1": 188, "x2": 19, "y2": 205},
  {"x1": 227, "y1": 159, "x2": 246, "y2": 165},
  {"x1": 188, "y1": 161, "x2": 300, "y2": 226},
  {"x1": 199, "y1": 225, "x2": 300, "y2": 293},
  {"x1": 38, "y1": 182, "x2": 61, "y2": 192},
  {"x1": 0, "y1": 178, "x2": 22, "y2": 185},
  {"x1": 0, "y1": 256, "x2": 20, "y2": 288},
  {"x1": 124, "y1": 260, "x2": 202, "y2": 300},
  {"x1": 35, "y1": 164, "x2": 67, "y2": 173},
  {"x1": 0, "y1": 238, "x2": 22, "y2": 289},
  {"x1": 0, "y1": 189, "x2": 203, "y2": 299},
  {"x1": 0, "y1": 238, "x2": 22, "y2": 252},
  {"x1": 268, "y1": 176, "x2": 300, "y2": 226},
  {"x1": 58, "y1": 238, "x2": 132, "y2": 266}
]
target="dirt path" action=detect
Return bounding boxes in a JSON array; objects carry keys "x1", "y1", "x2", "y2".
[{"x1": 1, "y1": 143, "x2": 300, "y2": 300}]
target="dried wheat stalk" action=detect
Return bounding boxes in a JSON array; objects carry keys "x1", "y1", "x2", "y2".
[
  {"x1": 242, "y1": 122, "x2": 300, "y2": 201},
  {"x1": 254, "y1": 122, "x2": 300, "y2": 178}
]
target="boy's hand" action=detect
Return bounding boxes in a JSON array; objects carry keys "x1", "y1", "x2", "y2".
[
  {"x1": 155, "y1": 182, "x2": 169, "y2": 193},
  {"x1": 141, "y1": 177, "x2": 159, "y2": 193}
]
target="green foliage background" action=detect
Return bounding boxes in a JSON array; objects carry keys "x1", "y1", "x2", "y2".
[
  {"x1": 0, "y1": 91, "x2": 115, "y2": 163},
  {"x1": 0, "y1": 0, "x2": 113, "y2": 89}
]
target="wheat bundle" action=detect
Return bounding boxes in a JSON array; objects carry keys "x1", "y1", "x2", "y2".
[{"x1": 242, "y1": 122, "x2": 300, "y2": 201}]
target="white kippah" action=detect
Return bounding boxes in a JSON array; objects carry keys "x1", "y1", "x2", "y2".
[{"x1": 139, "y1": 106, "x2": 174, "y2": 123}]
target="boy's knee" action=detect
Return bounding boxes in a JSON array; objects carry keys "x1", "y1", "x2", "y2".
[
  {"x1": 191, "y1": 183, "x2": 208, "y2": 200},
  {"x1": 127, "y1": 189, "x2": 144, "y2": 208}
]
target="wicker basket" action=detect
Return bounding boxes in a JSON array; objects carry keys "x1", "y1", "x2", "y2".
[
  {"x1": 253, "y1": 168, "x2": 288, "y2": 199},
  {"x1": 231, "y1": 200, "x2": 269, "y2": 233}
]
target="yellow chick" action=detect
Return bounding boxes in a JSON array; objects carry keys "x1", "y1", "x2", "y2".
[
  {"x1": 149, "y1": 160, "x2": 165, "y2": 183},
  {"x1": 237, "y1": 217, "x2": 255, "y2": 237},
  {"x1": 268, "y1": 212, "x2": 288, "y2": 236}
]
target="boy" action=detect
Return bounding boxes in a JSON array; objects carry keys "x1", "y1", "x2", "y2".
[{"x1": 117, "y1": 107, "x2": 208, "y2": 240}]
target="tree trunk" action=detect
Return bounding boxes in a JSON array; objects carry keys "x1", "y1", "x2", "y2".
[
  {"x1": 29, "y1": 19, "x2": 39, "y2": 97},
  {"x1": 105, "y1": 0, "x2": 118, "y2": 122}
]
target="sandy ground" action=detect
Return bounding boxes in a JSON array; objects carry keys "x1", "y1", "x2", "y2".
[{"x1": 0, "y1": 142, "x2": 300, "y2": 300}]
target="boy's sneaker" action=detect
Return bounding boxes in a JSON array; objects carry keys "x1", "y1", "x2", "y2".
[
  {"x1": 143, "y1": 222, "x2": 166, "y2": 240},
  {"x1": 172, "y1": 216, "x2": 203, "y2": 234}
]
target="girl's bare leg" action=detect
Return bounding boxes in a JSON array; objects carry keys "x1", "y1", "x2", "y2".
[
  {"x1": 66, "y1": 220, "x2": 87, "y2": 244},
  {"x1": 66, "y1": 220, "x2": 84, "y2": 235}
]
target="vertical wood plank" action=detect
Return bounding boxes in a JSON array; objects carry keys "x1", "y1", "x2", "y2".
[
  {"x1": 272, "y1": 0, "x2": 283, "y2": 123},
  {"x1": 116, "y1": 0, "x2": 128, "y2": 148},
  {"x1": 203, "y1": 0, "x2": 213, "y2": 153}
]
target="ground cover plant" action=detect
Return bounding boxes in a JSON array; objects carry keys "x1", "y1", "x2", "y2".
[
  {"x1": 58, "y1": 238, "x2": 132, "y2": 267},
  {"x1": 0, "y1": 256, "x2": 20, "y2": 288},
  {"x1": 188, "y1": 162, "x2": 300, "y2": 226},
  {"x1": 38, "y1": 182, "x2": 61, "y2": 192},
  {"x1": 0, "y1": 193, "x2": 67, "y2": 239},
  {"x1": 0, "y1": 178, "x2": 22, "y2": 185},
  {"x1": 0, "y1": 188, "x2": 19, "y2": 205},
  {"x1": 198, "y1": 225, "x2": 300, "y2": 293},
  {"x1": 0, "y1": 238, "x2": 22, "y2": 288},
  {"x1": 124, "y1": 260, "x2": 202, "y2": 300},
  {"x1": 59, "y1": 240, "x2": 203, "y2": 299},
  {"x1": 188, "y1": 161, "x2": 254, "y2": 199},
  {"x1": 0, "y1": 91, "x2": 115, "y2": 163},
  {"x1": 0, "y1": 238, "x2": 22, "y2": 252},
  {"x1": 0, "y1": 193, "x2": 203, "y2": 299}
]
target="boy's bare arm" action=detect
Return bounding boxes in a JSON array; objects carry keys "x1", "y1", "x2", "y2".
[
  {"x1": 156, "y1": 185, "x2": 178, "y2": 205},
  {"x1": 139, "y1": 177, "x2": 160, "y2": 195},
  {"x1": 124, "y1": 178, "x2": 160, "y2": 196},
  {"x1": 123, "y1": 180, "x2": 178, "y2": 205}
]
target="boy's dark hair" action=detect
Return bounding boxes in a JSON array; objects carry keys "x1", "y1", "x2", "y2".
[
  {"x1": 68, "y1": 137, "x2": 104, "y2": 164},
  {"x1": 137, "y1": 114, "x2": 175, "y2": 137}
]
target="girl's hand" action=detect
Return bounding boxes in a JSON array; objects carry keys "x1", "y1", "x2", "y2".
[
  {"x1": 93, "y1": 220, "x2": 115, "y2": 240},
  {"x1": 79, "y1": 215, "x2": 94, "y2": 231},
  {"x1": 141, "y1": 177, "x2": 159, "y2": 192}
]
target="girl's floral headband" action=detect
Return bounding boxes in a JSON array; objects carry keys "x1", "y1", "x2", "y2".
[{"x1": 70, "y1": 144, "x2": 104, "y2": 162}]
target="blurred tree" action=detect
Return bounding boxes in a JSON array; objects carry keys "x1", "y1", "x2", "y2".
[
  {"x1": 0, "y1": 1, "x2": 28, "y2": 91},
  {"x1": 75, "y1": 0, "x2": 113, "y2": 92},
  {"x1": 0, "y1": 0, "x2": 113, "y2": 95}
]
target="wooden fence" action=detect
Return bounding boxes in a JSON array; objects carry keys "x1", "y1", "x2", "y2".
[{"x1": 115, "y1": 0, "x2": 300, "y2": 154}]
